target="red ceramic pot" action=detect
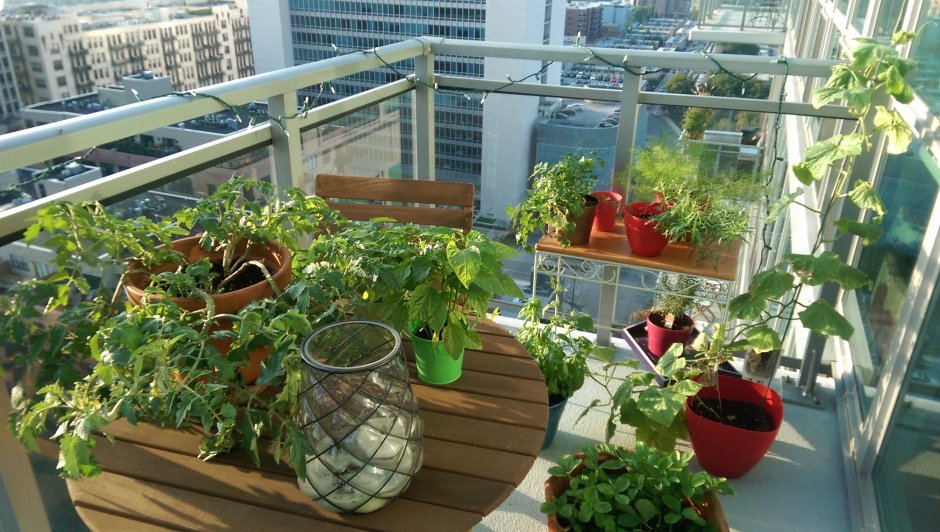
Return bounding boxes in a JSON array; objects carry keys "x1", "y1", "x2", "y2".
[
  {"x1": 589, "y1": 191, "x2": 623, "y2": 232},
  {"x1": 646, "y1": 312, "x2": 694, "y2": 358},
  {"x1": 623, "y1": 201, "x2": 668, "y2": 257},
  {"x1": 685, "y1": 375, "x2": 784, "y2": 478}
]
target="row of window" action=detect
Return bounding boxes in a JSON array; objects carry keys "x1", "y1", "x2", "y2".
[
  {"x1": 289, "y1": 1, "x2": 485, "y2": 22},
  {"x1": 289, "y1": 15, "x2": 484, "y2": 40}
]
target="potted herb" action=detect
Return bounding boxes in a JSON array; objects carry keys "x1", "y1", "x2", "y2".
[
  {"x1": 306, "y1": 221, "x2": 524, "y2": 385},
  {"x1": 515, "y1": 297, "x2": 612, "y2": 449},
  {"x1": 542, "y1": 442, "x2": 733, "y2": 531},
  {"x1": 2, "y1": 177, "x2": 340, "y2": 479},
  {"x1": 645, "y1": 274, "x2": 701, "y2": 358},
  {"x1": 508, "y1": 154, "x2": 602, "y2": 248}
]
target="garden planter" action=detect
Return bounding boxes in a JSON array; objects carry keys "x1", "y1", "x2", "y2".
[
  {"x1": 646, "y1": 312, "x2": 694, "y2": 358},
  {"x1": 686, "y1": 374, "x2": 784, "y2": 478},
  {"x1": 541, "y1": 396, "x2": 568, "y2": 450},
  {"x1": 551, "y1": 194, "x2": 598, "y2": 246},
  {"x1": 544, "y1": 453, "x2": 729, "y2": 532},
  {"x1": 589, "y1": 191, "x2": 622, "y2": 232},
  {"x1": 408, "y1": 322, "x2": 464, "y2": 385},
  {"x1": 624, "y1": 201, "x2": 668, "y2": 257},
  {"x1": 124, "y1": 235, "x2": 292, "y2": 383}
]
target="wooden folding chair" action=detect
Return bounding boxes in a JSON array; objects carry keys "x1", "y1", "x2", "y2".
[{"x1": 314, "y1": 174, "x2": 474, "y2": 232}]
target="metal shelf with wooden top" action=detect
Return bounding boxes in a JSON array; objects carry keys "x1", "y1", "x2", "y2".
[{"x1": 532, "y1": 221, "x2": 739, "y2": 346}]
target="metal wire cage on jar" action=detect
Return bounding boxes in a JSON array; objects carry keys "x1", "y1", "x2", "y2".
[{"x1": 297, "y1": 320, "x2": 423, "y2": 514}]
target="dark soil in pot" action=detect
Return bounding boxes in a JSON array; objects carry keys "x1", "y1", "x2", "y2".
[
  {"x1": 648, "y1": 311, "x2": 694, "y2": 331},
  {"x1": 208, "y1": 260, "x2": 268, "y2": 293},
  {"x1": 413, "y1": 325, "x2": 435, "y2": 340},
  {"x1": 691, "y1": 398, "x2": 775, "y2": 432}
]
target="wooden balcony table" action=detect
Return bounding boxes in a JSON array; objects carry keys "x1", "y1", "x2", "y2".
[{"x1": 66, "y1": 319, "x2": 548, "y2": 531}]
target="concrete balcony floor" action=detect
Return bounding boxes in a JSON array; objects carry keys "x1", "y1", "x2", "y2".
[{"x1": 479, "y1": 316, "x2": 851, "y2": 532}]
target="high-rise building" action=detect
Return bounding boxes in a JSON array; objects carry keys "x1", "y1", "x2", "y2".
[
  {"x1": 0, "y1": 30, "x2": 21, "y2": 131},
  {"x1": 564, "y1": 2, "x2": 605, "y2": 41},
  {"x1": 248, "y1": 0, "x2": 564, "y2": 222},
  {"x1": 0, "y1": 1, "x2": 254, "y2": 105}
]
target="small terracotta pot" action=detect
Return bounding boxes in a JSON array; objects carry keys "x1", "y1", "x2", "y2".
[
  {"x1": 589, "y1": 191, "x2": 623, "y2": 232},
  {"x1": 124, "y1": 235, "x2": 292, "y2": 383},
  {"x1": 623, "y1": 201, "x2": 668, "y2": 257},
  {"x1": 685, "y1": 374, "x2": 784, "y2": 478},
  {"x1": 544, "y1": 452, "x2": 729, "y2": 532},
  {"x1": 551, "y1": 194, "x2": 598, "y2": 246}
]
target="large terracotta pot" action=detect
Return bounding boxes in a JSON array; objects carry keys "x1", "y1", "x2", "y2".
[
  {"x1": 623, "y1": 201, "x2": 668, "y2": 257},
  {"x1": 544, "y1": 452, "x2": 729, "y2": 532},
  {"x1": 646, "y1": 312, "x2": 694, "y2": 358},
  {"x1": 685, "y1": 374, "x2": 784, "y2": 478},
  {"x1": 124, "y1": 235, "x2": 292, "y2": 383}
]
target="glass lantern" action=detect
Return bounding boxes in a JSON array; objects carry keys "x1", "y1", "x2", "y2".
[{"x1": 297, "y1": 320, "x2": 423, "y2": 514}]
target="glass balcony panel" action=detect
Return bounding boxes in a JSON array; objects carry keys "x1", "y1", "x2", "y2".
[
  {"x1": 854, "y1": 140, "x2": 939, "y2": 416},
  {"x1": 873, "y1": 284, "x2": 940, "y2": 530},
  {"x1": 852, "y1": 0, "x2": 873, "y2": 32},
  {"x1": 911, "y1": 2, "x2": 940, "y2": 115},
  {"x1": 874, "y1": 0, "x2": 909, "y2": 42},
  {"x1": 299, "y1": 95, "x2": 413, "y2": 194}
]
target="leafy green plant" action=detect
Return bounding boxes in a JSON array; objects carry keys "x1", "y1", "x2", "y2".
[
  {"x1": 627, "y1": 142, "x2": 757, "y2": 266},
  {"x1": 508, "y1": 154, "x2": 601, "y2": 248},
  {"x1": 515, "y1": 297, "x2": 613, "y2": 402},
  {"x1": 2, "y1": 177, "x2": 342, "y2": 480},
  {"x1": 651, "y1": 274, "x2": 701, "y2": 328},
  {"x1": 725, "y1": 33, "x2": 917, "y2": 362},
  {"x1": 306, "y1": 221, "x2": 524, "y2": 359},
  {"x1": 541, "y1": 442, "x2": 734, "y2": 531}
]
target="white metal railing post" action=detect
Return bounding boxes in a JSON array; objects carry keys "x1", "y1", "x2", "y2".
[
  {"x1": 413, "y1": 45, "x2": 436, "y2": 181},
  {"x1": 614, "y1": 58, "x2": 643, "y2": 199},
  {"x1": 268, "y1": 91, "x2": 306, "y2": 190}
]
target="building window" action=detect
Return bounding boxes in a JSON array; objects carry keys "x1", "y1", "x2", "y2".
[
  {"x1": 35, "y1": 79, "x2": 47, "y2": 88},
  {"x1": 9, "y1": 254, "x2": 29, "y2": 271},
  {"x1": 53, "y1": 59, "x2": 63, "y2": 70},
  {"x1": 23, "y1": 27, "x2": 34, "y2": 38},
  {"x1": 57, "y1": 76, "x2": 67, "y2": 87},
  {"x1": 27, "y1": 45, "x2": 39, "y2": 56}
]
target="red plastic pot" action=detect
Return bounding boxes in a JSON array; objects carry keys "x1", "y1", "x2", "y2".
[
  {"x1": 623, "y1": 201, "x2": 668, "y2": 257},
  {"x1": 646, "y1": 313, "x2": 693, "y2": 358},
  {"x1": 685, "y1": 375, "x2": 784, "y2": 478},
  {"x1": 590, "y1": 191, "x2": 623, "y2": 232}
]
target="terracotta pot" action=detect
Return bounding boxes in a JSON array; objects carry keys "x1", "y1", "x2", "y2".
[
  {"x1": 551, "y1": 194, "x2": 598, "y2": 246},
  {"x1": 544, "y1": 452, "x2": 729, "y2": 532},
  {"x1": 124, "y1": 235, "x2": 292, "y2": 383},
  {"x1": 589, "y1": 191, "x2": 622, "y2": 232},
  {"x1": 623, "y1": 201, "x2": 668, "y2": 257},
  {"x1": 646, "y1": 312, "x2": 694, "y2": 358},
  {"x1": 685, "y1": 374, "x2": 784, "y2": 479}
]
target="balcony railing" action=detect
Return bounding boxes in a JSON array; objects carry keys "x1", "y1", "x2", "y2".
[{"x1": 0, "y1": 37, "x2": 848, "y2": 247}]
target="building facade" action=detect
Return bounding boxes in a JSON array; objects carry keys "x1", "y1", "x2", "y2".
[
  {"x1": 248, "y1": 0, "x2": 564, "y2": 222},
  {"x1": 564, "y1": 2, "x2": 604, "y2": 41},
  {"x1": 0, "y1": 1, "x2": 254, "y2": 105},
  {"x1": 0, "y1": 33, "x2": 21, "y2": 131}
]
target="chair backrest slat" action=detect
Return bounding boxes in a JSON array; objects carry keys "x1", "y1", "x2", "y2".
[{"x1": 315, "y1": 174, "x2": 474, "y2": 232}]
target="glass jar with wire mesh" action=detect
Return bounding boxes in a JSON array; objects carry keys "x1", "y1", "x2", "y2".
[{"x1": 297, "y1": 320, "x2": 423, "y2": 514}]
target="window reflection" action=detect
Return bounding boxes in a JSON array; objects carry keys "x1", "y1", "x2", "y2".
[{"x1": 855, "y1": 141, "x2": 939, "y2": 415}]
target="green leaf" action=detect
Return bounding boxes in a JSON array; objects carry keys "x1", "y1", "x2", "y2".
[
  {"x1": 617, "y1": 512, "x2": 642, "y2": 528},
  {"x1": 847, "y1": 181, "x2": 886, "y2": 223},
  {"x1": 892, "y1": 31, "x2": 916, "y2": 45},
  {"x1": 662, "y1": 494, "x2": 682, "y2": 512},
  {"x1": 812, "y1": 85, "x2": 846, "y2": 108},
  {"x1": 635, "y1": 498, "x2": 658, "y2": 522},
  {"x1": 766, "y1": 189, "x2": 802, "y2": 223},
  {"x1": 654, "y1": 344, "x2": 686, "y2": 378},
  {"x1": 746, "y1": 325, "x2": 782, "y2": 353},
  {"x1": 873, "y1": 106, "x2": 913, "y2": 154},
  {"x1": 835, "y1": 219, "x2": 883, "y2": 245},
  {"x1": 786, "y1": 251, "x2": 870, "y2": 289},
  {"x1": 58, "y1": 434, "x2": 99, "y2": 479},
  {"x1": 728, "y1": 293, "x2": 765, "y2": 320},
  {"x1": 749, "y1": 270, "x2": 795, "y2": 300},
  {"x1": 447, "y1": 242, "x2": 481, "y2": 288},
  {"x1": 798, "y1": 300, "x2": 855, "y2": 339},
  {"x1": 636, "y1": 388, "x2": 687, "y2": 427},
  {"x1": 793, "y1": 134, "x2": 864, "y2": 184},
  {"x1": 409, "y1": 284, "x2": 448, "y2": 332}
]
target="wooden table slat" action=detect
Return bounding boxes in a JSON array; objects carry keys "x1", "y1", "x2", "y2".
[
  {"x1": 414, "y1": 384, "x2": 547, "y2": 430},
  {"x1": 453, "y1": 349, "x2": 545, "y2": 382},
  {"x1": 406, "y1": 365, "x2": 547, "y2": 406},
  {"x1": 419, "y1": 410, "x2": 545, "y2": 456},
  {"x1": 71, "y1": 504, "x2": 182, "y2": 532}
]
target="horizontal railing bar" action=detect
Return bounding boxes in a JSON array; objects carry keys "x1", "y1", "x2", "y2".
[
  {"x1": 295, "y1": 78, "x2": 415, "y2": 132},
  {"x1": 0, "y1": 39, "x2": 425, "y2": 174},
  {"x1": 0, "y1": 125, "x2": 272, "y2": 245},
  {"x1": 423, "y1": 37, "x2": 839, "y2": 77},
  {"x1": 435, "y1": 75, "x2": 855, "y2": 119}
]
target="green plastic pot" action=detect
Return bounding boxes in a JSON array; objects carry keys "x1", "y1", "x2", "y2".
[{"x1": 408, "y1": 322, "x2": 464, "y2": 385}]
